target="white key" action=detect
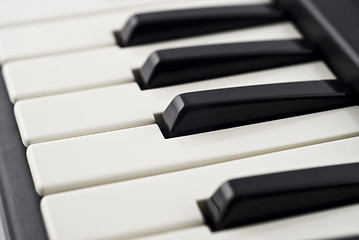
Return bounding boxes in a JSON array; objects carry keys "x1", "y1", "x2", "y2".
[
  {"x1": 40, "y1": 136, "x2": 359, "y2": 240},
  {"x1": 0, "y1": 0, "x2": 166, "y2": 28},
  {"x1": 0, "y1": 0, "x2": 267, "y2": 63},
  {"x1": 134, "y1": 205, "x2": 359, "y2": 240},
  {"x1": 28, "y1": 105, "x2": 359, "y2": 195},
  {"x1": 3, "y1": 46, "x2": 133, "y2": 102},
  {"x1": 15, "y1": 62, "x2": 334, "y2": 146},
  {"x1": 3, "y1": 22, "x2": 301, "y2": 102}
]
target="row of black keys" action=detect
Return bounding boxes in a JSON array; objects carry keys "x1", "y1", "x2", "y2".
[
  {"x1": 138, "y1": 40, "x2": 353, "y2": 138},
  {"x1": 114, "y1": 2, "x2": 356, "y2": 139},
  {"x1": 116, "y1": 0, "x2": 359, "y2": 235}
]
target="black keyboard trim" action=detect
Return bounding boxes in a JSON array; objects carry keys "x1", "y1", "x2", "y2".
[
  {"x1": 285, "y1": 0, "x2": 359, "y2": 102},
  {"x1": 0, "y1": 66, "x2": 47, "y2": 240}
]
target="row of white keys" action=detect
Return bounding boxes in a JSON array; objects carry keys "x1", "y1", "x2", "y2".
[
  {"x1": 15, "y1": 62, "x2": 334, "y2": 146},
  {"x1": 41, "y1": 136, "x2": 359, "y2": 240},
  {"x1": 0, "y1": 0, "x2": 166, "y2": 28},
  {"x1": 3, "y1": 22, "x2": 301, "y2": 102},
  {"x1": 0, "y1": 0, "x2": 268, "y2": 63},
  {"x1": 28, "y1": 102, "x2": 359, "y2": 196}
]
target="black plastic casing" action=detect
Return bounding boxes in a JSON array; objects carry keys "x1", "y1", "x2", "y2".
[{"x1": 275, "y1": 0, "x2": 359, "y2": 101}]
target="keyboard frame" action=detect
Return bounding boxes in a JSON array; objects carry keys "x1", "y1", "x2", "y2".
[{"x1": 0, "y1": 67, "x2": 47, "y2": 240}]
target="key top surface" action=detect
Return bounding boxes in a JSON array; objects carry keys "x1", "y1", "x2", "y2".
[
  {"x1": 28, "y1": 106, "x2": 359, "y2": 195},
  {"x1": 40, "y1": 136, "x2": 359, "y2": 240},
  {"x1": 15, "y1": 83, "x2": 155, "y2": 146}
]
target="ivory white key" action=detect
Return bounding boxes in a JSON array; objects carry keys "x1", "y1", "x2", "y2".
[
  {"x1": 3, "y1": 22, "x2": 301, "y2": 102},
  {"x1": 0, "y1": 0, "x2": 166, "y2": 28},
  {"x1": 133, "y1": 205, "x2": 359, "y2": 240},
  {"x1": 40, "y1": 137, "x2": 359, "y2": 240},
  {"x1": 0, "y1": 0, "x2": 267, "y2": 63},
  {"x1": 15, "y1": 62, "x2": 334, "y2": 146},
  {"x1": 28, "y1": 105, "x2": 359, "y2": 195}
]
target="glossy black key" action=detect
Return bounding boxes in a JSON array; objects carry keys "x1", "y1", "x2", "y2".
[
  {"x1": 115, "y1": 4, "x2": 286, "y2": 47},
  {"x1": 158, "y1": 80, "x2": 353, "y2": 138},
  {"x1": 135, "y1": 40, "x2": 318, "y2": 89},
  {"x1": 200, "y1": 163, "x2": 359, "y2": 231}
]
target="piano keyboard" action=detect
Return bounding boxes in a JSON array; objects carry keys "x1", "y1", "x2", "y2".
[{"x1": 0, "y1": 0, "x2": 359, "y2": 240}]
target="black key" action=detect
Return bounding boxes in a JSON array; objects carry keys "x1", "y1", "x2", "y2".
[
  {"x1": 135, "y1": 40, "x2": 318, "y2": 89},
  {"x1": 334, "y1": 237, "x2": 359, "y2": 240},
  {"x1": 158, "y1": 80, "x2": 353, "y2": 138},
  {"x1": 200, "y1": 163, "x2": 359, "y2": 231},
  {"x1": 277, "y1": 0, "x2": 359, "y2": 102},
  {"x1": 115, "y1": 4, "x2": 286, "y2": 47}
]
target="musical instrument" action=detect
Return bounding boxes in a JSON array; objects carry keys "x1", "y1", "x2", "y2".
[{"x1": 0, "y1": 0, "x2": 359, "y2": 239}]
